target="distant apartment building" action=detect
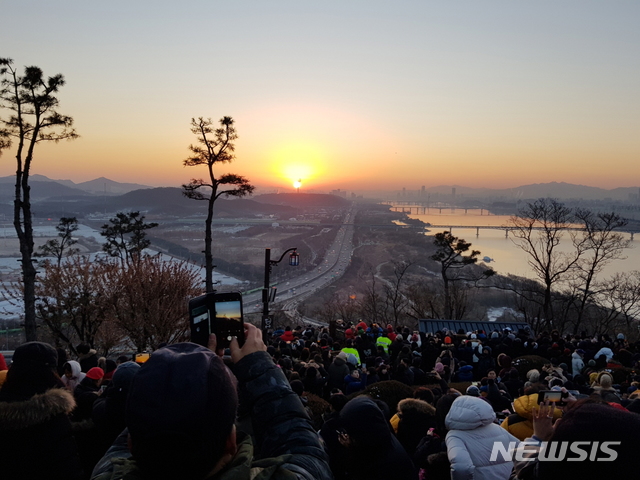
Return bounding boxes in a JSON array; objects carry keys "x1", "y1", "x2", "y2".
[{"x1": 330, "y1": 189, "x2": 348, "y2": 198}]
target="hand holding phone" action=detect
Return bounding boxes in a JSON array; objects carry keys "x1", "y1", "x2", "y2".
[{"x1": 189, "y1": 292, "x2": 245, "y2": 349}]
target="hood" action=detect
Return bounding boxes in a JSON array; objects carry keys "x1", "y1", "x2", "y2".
[
  {"x1": 79, "y1": 349, "x2": 97, "y2": 360},
  {"x1": 497, "y1": 354, "x2": 512, "y2": 368},
  {"x1": 513, "y1": 394, "x2": 563, "y2": 421},
  {"x1": 0, "y1": 388, "x2": 75, "y2": 431},
  {"x1": 64, "y1": 360, "x2": 83, "y2": 377},
  {"x1": 513, "y1": 394, "x2": 539, "y2": 420},
  {"x1": 460, "y1": 365, "x2": 473, "y2": 372},
  {"x1": 333, "y1": 357, "x2": 346, "y2": 367},
  {"x1": 445, "y1": 395, "x2": 495, "y2": 430},
  {"x1": 572, "y1": 352, "x2": 583, "y2": 360},
  {"x1": 340, "y1": 396, "x2": 393, "y2": 448}
]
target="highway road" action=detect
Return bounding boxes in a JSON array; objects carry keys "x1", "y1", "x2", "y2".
[{"x1": 242, "y1": 204, "x2": 356, "y2": 324}]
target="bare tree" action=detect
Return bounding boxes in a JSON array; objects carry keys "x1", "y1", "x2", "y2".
[
  {"x1": 405, "y1": 281, "x2": 440, "y2": 320},
  {"x1": 38, "y1": 217, "x2": 80, "y2": 266},
  {"x1": 182, "y1": 117, "x2": 254, "y2": 293},
  {"x1": 507, "y1": 198, "x2": 584, "y2": 331},
  {"x1": 36, "y1": 256, "x2": 114, "y2": 353},
  {"x1": 382, "y1": 261, "x2": 412, "y2": 327},
  {"x1": 568, "y1": 210, "x2": 629, "y2": 333},
  {"x1": 0, "y1": 58, "x2": 78, "y2": 341},
  {"x1": 358, "y1": 270, "x2": 388, "y2": 324},
  {"x1": 106, "y1": 255, "x2": 201, "y2": 352}
]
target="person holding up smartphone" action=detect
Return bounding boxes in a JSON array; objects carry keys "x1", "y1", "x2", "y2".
[{"x1": 91, "y1": 324, "x2": 332, "y2": 480}]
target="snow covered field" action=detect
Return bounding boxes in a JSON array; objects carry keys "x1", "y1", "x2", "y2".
[{"x1": 0, "y1": 224, "x2": 243, "y2": 319}]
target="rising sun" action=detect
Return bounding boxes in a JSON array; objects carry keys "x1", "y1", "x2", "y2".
[{"x1": 293, "y1": 179, "x2": 302, "y2": 189}]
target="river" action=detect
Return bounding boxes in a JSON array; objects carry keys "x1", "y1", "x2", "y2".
[{"x1": 398, "y1": 207, "x2": 637, "y2": 280}]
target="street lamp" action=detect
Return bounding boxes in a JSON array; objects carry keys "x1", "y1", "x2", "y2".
[{"x1": 262, "y1": 247, "x2": 299, "y2": 339}]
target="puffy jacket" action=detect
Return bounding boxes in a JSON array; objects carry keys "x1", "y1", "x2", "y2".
[
  {"x1": 455, "y1": 364, "x2": 474, "y2": 382},
  {"x1": 594, "y1": 347, "x2": 614, "y2": 362},
  {"x1": 445, "y1": 396, "x2": 519, "y2": 480},
  {"x1": 376, "y1": 336, "x2": 392, "y2": 354},
  {"x1": 500, "y1": 394, "x2": 562, "y2": 441},
  {"x1": 341, "y1": 347, "x2": 361, "y2": 366},
  {"x1": 571, "y1": 351, "x2": 585, "y2": 376}
]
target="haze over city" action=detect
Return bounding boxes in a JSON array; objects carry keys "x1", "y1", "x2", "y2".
[{"x1": 2, "y1": 1, "x2": 639, "y2": 192}]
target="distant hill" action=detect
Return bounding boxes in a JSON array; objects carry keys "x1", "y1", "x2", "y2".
[
  {"x1": 254, "y1": 193, "x2": 350, "y2": 208},
  {"x1": 0, "y1": 180, "x2": 90, "y2": 201},
  {"x1": 75, "y1": 177, "x2": 152, "y2": 195},
  {"x1": 0, "y1": 175, "x2": 151, "y2": 195},
  {"x1": 424, "y1": 182, "x2": 639, "y2": 201},
  {"x1": 24, "y1": 187, "x2": 300, "y2": 218}
]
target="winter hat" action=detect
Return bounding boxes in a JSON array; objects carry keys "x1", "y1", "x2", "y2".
[
  {"x1": 617, "y1": 333, "x2": 625, "y2": 340},
  {"x1": 588, "y1": 359, "x2": 596, "y2": 367},
  {"x1": 112, "y1": 361, "x2": 140, "y2": 392},
  {"x1": 435, "y1": 363, "x2": 444, "y2": 373},
  {"x1": 466, "y1": 385, "x2": 480, "y2": 397},
  {"x1": 470, "y1": 334, "x2": 477, "y2": 339},
  {"x1": 337, "y1": 351, "x2": 348, "y2": 361},
  {"x1": 290, "y1": 379, "x2": 304, "y2": 396},
  {"x1": 444, "y1": 336, "x2": 452, "y2": 344},
  {"x1": 86, "y1": 367, "x2": 105, "y2": 380},
  {"x1": 396, "y1": 334, "x2": 404, "y2": 341},
  {"x1": 126, "y1": 343, "x2": 238, "y2": 479},
  {"x1": 599, "y1": 373, "x2": 613, "y2": 389},
  {"x1": 576, "y1": 349, "x2": 585, "y2": 355},
  {"x1": 12, "y1": 342, "x2": 58, "y2": 369}
]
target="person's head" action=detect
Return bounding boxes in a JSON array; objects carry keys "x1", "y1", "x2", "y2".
[
  {"x1": 76, "y1": 343, "x2": 90, "y2": 356},
  {"x1": 487, "y1": 369, "x2": 497, "y2": 380},
  {"x1": 126, "y1": 343, "x2": 238, "y2": 479},
  {"x1": 0, "y1": 342, "x2": 61, "y2": 401},
  {"x1": 62, "y1": 360, "x2": 82, "y2": 379},
  {"x1": 413, "y1": 386, "x2": 435, "y2": 405},
  {"x1": 598, "y1": 372, "x2": 614, "y2": 390},
  {"x1": 85, "y1": 367, "x2": 105, "y2": 386},
  {"x1": 116, "y1": 355, "x2": 130, "y2": 365},
  {"x1": 340, "y1": 397, "x2": 394, "y2": 452},
  {"x1": 537, "y1": 401, "x2": 640, "y2": 478}
]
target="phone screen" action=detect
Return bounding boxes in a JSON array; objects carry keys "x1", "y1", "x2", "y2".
[
  {"x1": 189, "y1": 292, "x2": 244, "y2": 348},
  {"x1": 212, "y1": 298, "x2": 244, "y2": 349},
  {"x1": 538, "y1": 390, "x2": 562, "y2": 404}
]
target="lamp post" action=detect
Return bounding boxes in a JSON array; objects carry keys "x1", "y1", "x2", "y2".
[{"x1": 262, "y1": 247, "x2": 299, "y2": 339}]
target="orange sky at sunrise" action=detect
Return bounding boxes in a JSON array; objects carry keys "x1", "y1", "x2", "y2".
[{"x1": 2, "y1": 2, "x2": 639, "y2": 193}]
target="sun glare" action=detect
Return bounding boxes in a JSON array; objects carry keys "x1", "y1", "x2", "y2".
[{"x1": 266, "y1": 142, "x2": 326, "y2": 187}]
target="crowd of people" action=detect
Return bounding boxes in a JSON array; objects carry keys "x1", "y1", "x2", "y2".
[{"x1": 1, "y1": 320, "x2": 639, "y2": 480}]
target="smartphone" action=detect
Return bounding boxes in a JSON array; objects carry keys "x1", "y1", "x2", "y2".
[
  {"x1": 537, "y1": 390, "x2": 562, "y2": 405},
  {"x1": 189, "y1": 292, "x2": 245, "y2": 349}
]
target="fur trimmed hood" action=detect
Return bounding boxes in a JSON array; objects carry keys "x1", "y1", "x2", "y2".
[
  {"x1": 398, "y1": 398, "x2": 436, "y2": 416},
  {"x1": 0, "y1": 388, "x2": 76, "y2": 431}
]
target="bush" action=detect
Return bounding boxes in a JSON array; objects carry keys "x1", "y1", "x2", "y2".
[
  {"x1": 512, "y1": 355, "x2": 549, "y2": 378},
  {"x1": 349, "y1": 380, "x2": 414, "y2": 415}
]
